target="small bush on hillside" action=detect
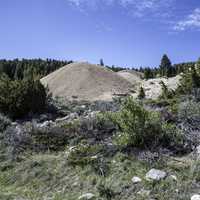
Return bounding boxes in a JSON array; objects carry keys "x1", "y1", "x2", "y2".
[
  {"x1": 177, "y1": 100, "x2": 200, "y2": 145},
  {"x1": 31, "y1": 126, "x2": 69, "y2": 152},
  {"x1": 67, "y1": 144, "x2": 103, "y2": 166},
  {"x1": 177, "y1": 67, "x2": 200, "y2": 94},
  {"x1": 0, "y1": 75, "x2": 48, "y2": 118},
  {"x1": 67, "y1": 144, "x2": 111, "y2": 176},
  {"x1": 97, "y1": 183, "x2": 115, "y2": 200},
  {"x1": 0, "y1": 114, "x2": 11, "y2": 133},
  {"x1": 178, "y1": 100, "x2": 200, "y2": 122},
  {"x1": 109, "y1": 97, "x2": 183, "y2": 149},
  {"x1": 138, "y1": 86, "x2": 145, "y2": 99},
  {"x1": 159, "y1": 81, "x2": 175, "y2": 99}
]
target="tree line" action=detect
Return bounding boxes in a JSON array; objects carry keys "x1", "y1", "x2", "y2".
[
  {"x1": 0, "y1": 58, "x2": 73, "y2": 80},
  {"x1": 101, "y1": 55, "x2": 196, "y2": 79},
  {"x1": 142, "y1": 54, "x2": 196, "y2": 79}
]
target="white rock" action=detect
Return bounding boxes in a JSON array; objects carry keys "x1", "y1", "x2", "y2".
[
  {"x1": 55, "y1": 116, "x2": 69, "y2": 123},
  {"x1": 196, "y1": 145, "x2": 200, "y2": 154},
  {"x1": 78, "y1": 193, "x2": 95, "y2": 200},
  {"x1": 72, "y1": 181, "x2": 79, "y2": 186},
  {"x1": 191, "y1": 195, "x2": 200, "y2": 200},
  {"x1": 38, "y1": 120, "x2": 54, "y2": 128},
  {"x1": 69, "y1": 146, "x2": 77, "y2": 151},
  {"x1": 169, "y1": 175, "x2": 177, "y2": 181},
  {"x1": 15, "y1": 125, "x2": 23, "y2": 135},
  {"x1": 146, "y1": 169, "x2": 167, "y2": 181},
  {"x1": 91, "y1": 155, "x2": 98, "y2": 159},
  {"x1": 137, "y1": 189, "x2": 151, "y2": 196},
  {"x1": 131, "y1": 176, "x2": 142, "y2": 184}
]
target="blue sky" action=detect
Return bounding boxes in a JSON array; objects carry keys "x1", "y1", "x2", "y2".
[{"x1": 0, "y1": 0, "x2": 200, "y2": 67}]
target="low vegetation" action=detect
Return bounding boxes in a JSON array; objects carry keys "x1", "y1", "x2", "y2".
[
  {"x1": 1, "y1": 56, "x2": 200, "y2": 200},
  {"x1": 0, "y1": 75, "x2": 48, "y2": 119},
  {"x1": 108, "y1": 97, "x2": 184, "y2": 150}
]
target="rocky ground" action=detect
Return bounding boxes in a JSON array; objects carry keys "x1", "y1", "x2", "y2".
[{"x1": 0, "y1": 96, "x2": 200, "y2": 200}]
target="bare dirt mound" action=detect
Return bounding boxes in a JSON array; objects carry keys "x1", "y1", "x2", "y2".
[
  {"x1": 117, "y1": 70, "x2": 143, "y2": 85},
  {"x1": 41, "y1": 62, "x2": 134, "y2": 101}
]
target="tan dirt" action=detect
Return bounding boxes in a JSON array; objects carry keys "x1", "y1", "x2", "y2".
[{"x1": 41, "y1": 62, "x2": 134, "y2": 101}]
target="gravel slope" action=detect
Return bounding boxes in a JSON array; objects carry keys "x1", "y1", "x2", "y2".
[{"x1": 41, "y1": 62, "x2": 134, "y2": 101}]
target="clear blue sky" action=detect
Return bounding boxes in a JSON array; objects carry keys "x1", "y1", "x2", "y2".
[{"x1": 0, "y1": 0, "x2": 200, "y2": 67}]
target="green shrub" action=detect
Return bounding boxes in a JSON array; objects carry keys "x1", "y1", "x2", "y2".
[
  {"x1": 159, "y1": 81, "x2": 175, "y2": 99},
  {"x1": 109, "y1": 97, "x2": 183, "y2": 149},
  {"x1": 138, "y1": 86, "x2": 145, "y2": 99},
  {"x1": 31, "y1": 126, "x2": 69, "y2": 152},
  {"x1": 97, "y1": 183, "x2": 115, "y2": 200},
  {"x1": 67, "y1": 144, "x2": 103, "y2": 167},
  {"x1": 177, "y1": 100, "x2": 200, "y2": 139},
  {"x1": 177, "y1": 66, "x2": 200, "y2": 94},
  {"x1": 0, "y1": 75, "x2": 48, "y2": 118},
  {"x1": 0, "y1": 114, "x2": 11, "y2": 133}
]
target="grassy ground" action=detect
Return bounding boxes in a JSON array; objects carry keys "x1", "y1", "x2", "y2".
[{"x1": 0, "y1": 144, "x2": 199, "y2": 200}]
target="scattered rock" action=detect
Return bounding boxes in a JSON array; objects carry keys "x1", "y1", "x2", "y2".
[
  {"x1": 11, "y1": 122, "x2": 18, "y2": 126},
  {"x1": 146, "y1": 169, "x2": 167, "y2": 181},
  {"x1": 81, "y1": 105, "x2": 86, "y2": 109},
  {"x1": 69, "y1": 113, "x2": 79, "y2": 119},
  {"x1": 39, "y1": 113, "x2": 53, "y2": 122},
  {"x1": 191, "y1": 194, "x2": 200, "y2": 200},
  {"x1": 196, "y1": 145, "x2": 200, "y2": 155},
  {"x1": 38, "y1": 120, "x2": 54, "y2": 128},
  {"x1": 72, "y1": 182, "x2": 79, "y2": 187},
  {"x1": 78, "y1": 193, "x2": 95, "y2": 200},
  {"x1": 55, "y1": 116, "x2": 69, "y2": 123},
  {"x1": 131, "y1": 176, "x2": 142, "y2": 184},
  {"x1": 90, "y1": 155, "x2": 98, "y2": 159},
  {"x1": 169, "y1": 175, "x2": 178, "y2": 181},
  {"x1": 69, "y1": 146, "x2": 77, "y2": 151},
  {"x1": 137, "y1": 189, "x2": 151, "y2": 196},
  {"x1": 15, "y1": 125, "x2": 23, "y2": 135}
]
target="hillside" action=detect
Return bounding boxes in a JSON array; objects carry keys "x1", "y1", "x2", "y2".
[
  {"x1": 1, "y1": 59, "x2": 200, "y2": 200},
  {"x1": 141, "y1": 75, "x2": 181, "y2": 99},
  {"x1": 41, "y1": 62, "x2": 134, "y2": 101},
  {"x1": 117, "y1": 70, "x2": 143, "y2": 85}
]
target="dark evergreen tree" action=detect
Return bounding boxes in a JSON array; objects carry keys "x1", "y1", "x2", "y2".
[
  {"x1": 138, "y1": 87, "x2": 145, "y2": 99},
  {"x1": 0, "y1": 75, "x2": 48, "y2": 119},
  {"x1": 159, "y1": 54, "x2": 174, "y2": 77},
  {"x1": 100, "y1": 59, "x2": 104, "y2": 66},
  {"x1": 196, "y1": 58, "x2": 200, "y2": 73},
  {"x1": 0, "y1": 59, "x2": 71, "y2": 80},
  {"x1": 159, "y1": 81, "x2": 174, "y2": 99},
  {"x1": 14, "y1": 63, "x2": 24, "y2": 80},
  {"x1": 177, "y1": 65, "x2": 200, "y2": 94},
  {"x1": 144, "y1": 67, "x2": 154, "y2": 79}
]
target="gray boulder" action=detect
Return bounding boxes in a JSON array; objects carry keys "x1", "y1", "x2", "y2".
[
  {"x1": 78, "y1": 193, "x2": 95, "y2": 200},
  {"x1": 191, "y1": 195, "x2": 200, "y2": 200},
  {"x1": 131, "y1": 176, "x2": 142, "y2": 184},
  {"x1": 196, "y1": 145, "x2": 200, "y2": 155},
  {"x1": 146, "y1": 169, "x2": 167, "y2": 181}
]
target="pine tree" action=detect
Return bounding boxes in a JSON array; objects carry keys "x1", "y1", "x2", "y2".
[
  {"x1": 100, "y1": 59, "x2": 104, "y2": 66},
  {"x1": 138, "y1": 87, "x2": 145, "y2": 99},
  {"x1": 177, "y1": 65, "x2": 200, "y2": 94},
  {"x1": 196, "y1": 58, "x2": 200, "y2": 73},
  {"x1": 159, "y1": 81, "x2": 174, "y2": 99},
  {"x1": 14, "y1": 63, "x2": 24, "y2": 80},
  {"x1": 159, "y1": 54, "x2": 173, "y2": 77},
  {"x1": 0, "y1": 75, "x2": 48, "y2": 119},
  {"x1": 144, "y1": 68, "x2": 154, "y2": 79}
]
